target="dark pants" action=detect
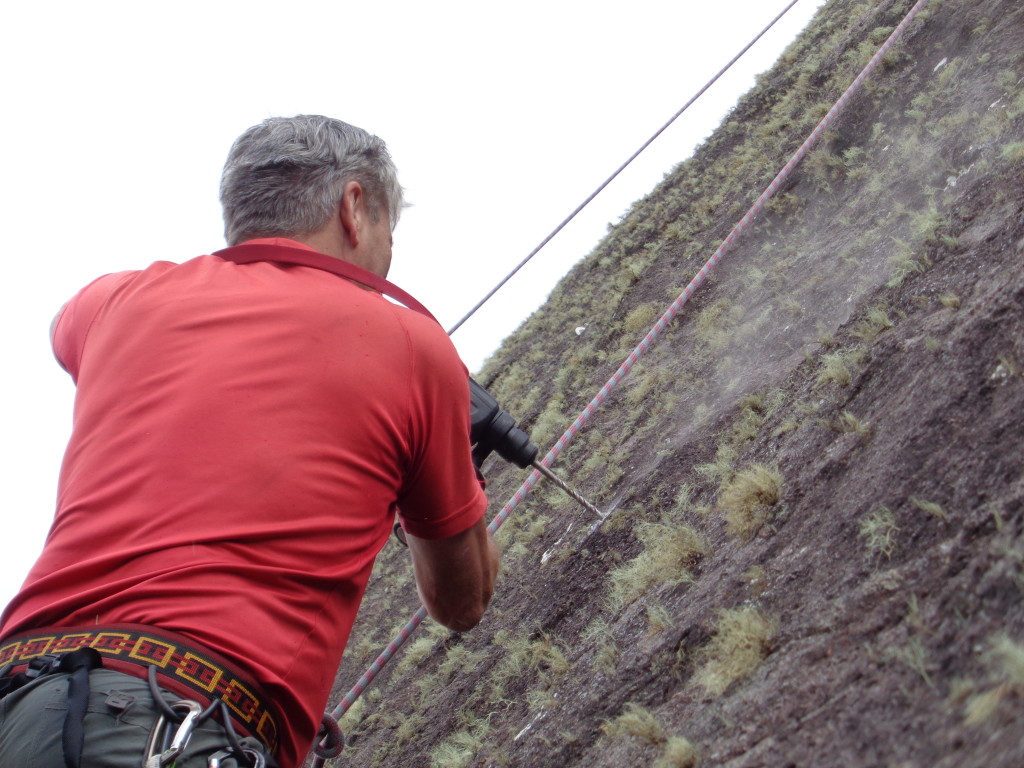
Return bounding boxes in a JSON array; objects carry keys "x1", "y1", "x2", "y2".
[{"x1": 0, "y1": 668, "x2": 274, "y2": 767}]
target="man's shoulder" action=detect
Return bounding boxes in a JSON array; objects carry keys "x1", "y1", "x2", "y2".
[
  {"x1": 52, "y1": 269, "x2": 144, "y2": 377},
  {"x1": 378, "y1": 300, "x2": 463, "y2": 365}
]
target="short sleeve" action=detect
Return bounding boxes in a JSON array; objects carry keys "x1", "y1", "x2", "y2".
[
  {"x1": 394, "y1": 314, "x2": 488, "y2": 541},
  {"x1": 52, "y1": 272, "x2": 137, "y2": 381}
]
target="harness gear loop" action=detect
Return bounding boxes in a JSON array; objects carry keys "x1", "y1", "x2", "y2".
[
  {"x1": 241, "y1": 747, "x2": 268, "y2": 768},
  {"x1": 0, "y1": 652, "x2": 62, "y2": 696}
]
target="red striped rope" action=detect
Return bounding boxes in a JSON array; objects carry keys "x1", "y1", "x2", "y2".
[{"x1": 311, "y1": 0, "x2": 932, "y2": 761}]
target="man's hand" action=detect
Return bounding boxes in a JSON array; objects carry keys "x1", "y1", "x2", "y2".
[{"x1": 405, "y1": 518, "x2": 499, "y2": 632}]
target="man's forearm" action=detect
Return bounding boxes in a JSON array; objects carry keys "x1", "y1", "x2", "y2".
[{"x1": 406, "y1": 518, "x2": 499, "y2": 632}]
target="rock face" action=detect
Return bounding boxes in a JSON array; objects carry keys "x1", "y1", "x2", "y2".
[{"x1": 328, "y1": 1, "x2": 1024, "y2": 766}]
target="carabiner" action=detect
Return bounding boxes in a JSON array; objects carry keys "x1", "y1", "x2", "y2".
[
  {"x1": 145, "y1": 699, "x2": 203, "y2": 767},
  {"x1": 206, "y1": 749, "x2": 233, "y2": 768},
  {"x1": 144, "y1": 714, "x2": 168, "y2": 766}
]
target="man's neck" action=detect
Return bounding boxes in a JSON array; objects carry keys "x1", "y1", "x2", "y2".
[{"x1": 290, "y1": 229, "x2": 344, "y2": 259}]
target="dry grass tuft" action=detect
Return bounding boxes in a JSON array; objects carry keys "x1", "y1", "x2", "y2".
[
  {"x1": 608, "y1": 522, "x2": 709, "y2": 608},
  {"x1": 646, "y1": 601, "x2": 674, "y2": 635},
  {"x1": 395, "y1": 712, "x2": 427, "y2": 746},
  {"x1": 823, "y1": 410, "x2": 872, "y2": 436},
  {"x1": 816, "y1": 348, "x2": 866, "y2": 387},
  {"x1": 602, "y1": 704, "x2": 701, "y2": 767},
  {"x1": 852, "y1": 307, "x2": 894, "y2": 341},
  {"x1": 992, "y1": 635, "x2": 1024, "y2": 685},
  {"x1": 483, "y1": 629, "x2": 532, "y2": 704},
  {"x1": 697, "y1": 607, "x2": 777, "y2": 697},
  {"x1": 938, "y1": 292, "x2": 961, "y2": 309},
  {"x1": 911, "y1": 496, "x2": 949, "y2": 522},
  {"x1": 623, "y1": 302, "x2": 663, "y2": 334},
  {"x1": 397, "y1": 635, "x2": 439, "y2": 673},
  {"x1": 601, "y1": 702, "x2": 664, "y2": 744},
  {"x1": 653, "y1": 736, "x2": 701, "y2": 768},
  {"x1": 429, "y1": 723, "x2": 488, "y2": 768},
  {"x1": 529, "y1": 634, "x2": 569, "y2": 676},
  {"x1": 884, "y1": 636, "x2": 934, "y2": 687},
  {"x1": 965, "y1": 683, "x2": 1013, "y2": 725},
  {"x1": 583, "y1": 618, "x2": 619, "y2": 675},
  {"x1": 337, "y1": 696, "x2": 367, "y2": 737},
  {"x1": 1001, "y1": 141, "x2": 1024, "y2": 165},
  {"x1": 743, "y1": 565, "x2": 768, "y2": 598},
  {"x1": 718, "y1": 465, "x2": 783, "y2": 540},
  {"x1": 965, "y1": 635, "x2": 1024, "y2": 725},
  {"x1": 859, "y1": 506, "x2": 898, "y2": 559},
  {"x1": 437, "y1": 644, "x2": 486, "y2": 683},
  {"x1": 592, "y1": 641, "x2": 619, "y2": 676},
  {"x1": 526, "y1": 687, "x2": 558, "y2": 712}
]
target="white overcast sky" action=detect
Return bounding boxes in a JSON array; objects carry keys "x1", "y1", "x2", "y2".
[{"x1": 0, "y1": 0, "x2": 826, "y2": 609}]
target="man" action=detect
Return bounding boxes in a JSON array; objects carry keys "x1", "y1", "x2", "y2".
[{"x1": 0, "y1": 115, "x2": 499, "y2": 768}]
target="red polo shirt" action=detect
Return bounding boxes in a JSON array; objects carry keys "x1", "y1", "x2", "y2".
[{"x1": 0, "y1": 240, "x2": 487, "y2": 767}]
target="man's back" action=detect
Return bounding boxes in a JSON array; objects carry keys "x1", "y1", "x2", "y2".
[{"x1": 0, "y1": 244, "x2": 487, "y2": 765}]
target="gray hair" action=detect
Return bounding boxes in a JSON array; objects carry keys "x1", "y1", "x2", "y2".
[{"x1": 220, "y1": 115, "x2": 404, "y2": 246}]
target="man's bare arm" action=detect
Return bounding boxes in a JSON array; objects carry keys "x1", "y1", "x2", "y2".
[{"x1": 405, "y1": 517, "x2": 499, "y2": 632}]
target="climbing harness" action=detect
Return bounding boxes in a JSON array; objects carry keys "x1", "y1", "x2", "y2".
[
  {"x1": 0, "y1": 625, "x2": 279, "y2": 753},
  {"x1": 310, "y1": 0, "x2": 936, "y2": 763},
  {"x1": 0, "y1": 625, "x2": 277, "y2": 768}
]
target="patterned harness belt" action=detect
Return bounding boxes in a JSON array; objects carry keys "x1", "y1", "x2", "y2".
[{"x1": 0, "y1": 624, "x2": 279, "y2": 756}]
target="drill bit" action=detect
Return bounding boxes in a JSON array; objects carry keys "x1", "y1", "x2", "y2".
[{"x1": 531, "y1": 460, "x2": 606, "y2": 520}]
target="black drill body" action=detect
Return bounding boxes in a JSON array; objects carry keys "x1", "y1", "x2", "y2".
[{"x1": 468, "y1": 379, "x2": 538, "y2": 469}]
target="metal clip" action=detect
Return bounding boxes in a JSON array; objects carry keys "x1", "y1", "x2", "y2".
[
  {"x1": 206, "y1": 749, "x2": 233, "y2": 768},
  {"x1": 151, "y1": 699, "x2": 203, "y2": 767},
  {"x1": 241, "y1": 747, "x2": 267, "y2": 768},
  {"x1": 144, "y1": 713, "x2": 167, "y2": 767}
]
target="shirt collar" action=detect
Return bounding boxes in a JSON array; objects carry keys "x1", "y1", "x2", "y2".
[{"x1": 237, "y1": 237, "x2": 320, "y2": 253}]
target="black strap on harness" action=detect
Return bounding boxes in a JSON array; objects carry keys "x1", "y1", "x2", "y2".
[
  {"x1": 0, "y1": 655, "x2": 55, "y2": 697},
  {"x1": 60, "y1": 648, "x2": 102, "y2": 768},
  {"x1": 0, "y1": 648, "x2": 102, "y2": 768}
]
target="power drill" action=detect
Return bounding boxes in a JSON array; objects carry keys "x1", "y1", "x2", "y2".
[
  {"x1": 468, "y1": 379, "x2": 603, "y2": 517},
  {"x1": 394, "y1": 380, "x2": 603, "y2": 545}
]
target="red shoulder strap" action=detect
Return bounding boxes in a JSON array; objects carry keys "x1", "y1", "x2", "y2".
[{"x1": 214, "y1": 243, "x2": 439, "y2": 325}]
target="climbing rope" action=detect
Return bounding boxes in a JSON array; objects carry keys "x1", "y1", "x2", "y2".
[
  {"x1": 311, "y1": 0, "x2": 933, "y2": 762},
  {"x1": 446, "y1": 0, "x2": 803, "y2": 336},
  {"x1": 532, "y1": 0, "x2": 932, "y2": 466}
]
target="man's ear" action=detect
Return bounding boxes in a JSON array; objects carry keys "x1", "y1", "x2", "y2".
[{"x1": 339, "y1": 180, "x2": 365, "y2": 248}]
